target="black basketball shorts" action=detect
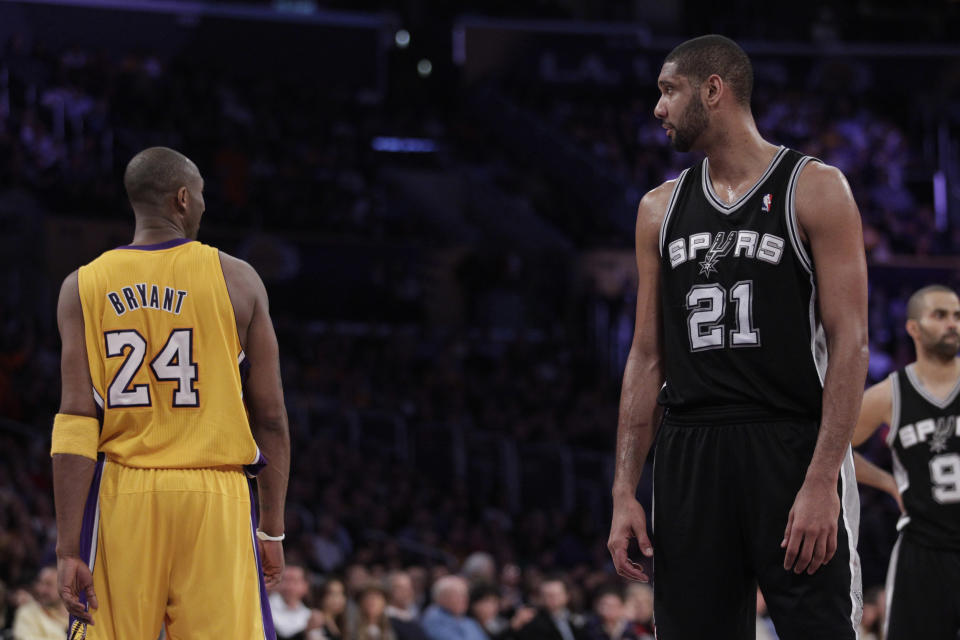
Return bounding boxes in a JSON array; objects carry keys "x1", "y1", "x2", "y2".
[
  {"x1": 884, "y1": 535, "x2": 960, "y2": 640},
  {"x1": 651, "y1": 416, "x2": 862, "y2": 640}
]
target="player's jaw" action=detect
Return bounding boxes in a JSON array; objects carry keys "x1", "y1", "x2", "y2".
[{"x1": 660, "y1": 95, "x2": 709, "y2": 153}]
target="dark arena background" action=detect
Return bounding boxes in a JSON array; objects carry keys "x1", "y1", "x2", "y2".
[{"x1": 1, "y1": 0, "x2": 959, "y2": 638}]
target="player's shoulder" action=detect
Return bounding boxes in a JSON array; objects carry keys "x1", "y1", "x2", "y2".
[
  {"x1": 217, "y1": 250, "x2": 267, "y2": 296},
  {"x1": 636, "y1": 176, "x2": 684, "y2": 231},
  {"x1": 795, "y1": 160, "x2": 854, "y2": 203}
]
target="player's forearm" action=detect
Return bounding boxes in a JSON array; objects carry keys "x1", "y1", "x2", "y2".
[
  {"x1": 612, "y1": 348, "x2": 663, "y2": 501},
  {"x1": 52, "y1": 453, "x2": 96, "y2": 558},
  {"x1": 807, "y1": 330, "x2": 869, "y2": 484},
  {"x1": 253, "y1": 414, "x2": 290, "y2": 535},
  {"x1": 853, "y1": 450, "x2": 896, "y2": 494}
]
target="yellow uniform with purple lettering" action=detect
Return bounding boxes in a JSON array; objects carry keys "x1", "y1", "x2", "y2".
[{"x1": 74, "y1": 238, "x2": 274, "y2": 640}]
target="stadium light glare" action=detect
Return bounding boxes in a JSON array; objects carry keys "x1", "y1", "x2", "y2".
[
  {"x1": 417, "y1": 59, "x2": 432, "y2": 77},
  {"x1": 395, "y1": 29, "x2": 410, "y2": 48}
]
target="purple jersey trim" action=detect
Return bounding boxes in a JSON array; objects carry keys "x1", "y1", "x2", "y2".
[
  {"x1": 248, "y1": 479, "x2": 277, "y2": 640},
  {"x1": 115, "y1": 238, "x2": 193, "y2": 251},
  {"x1": 69, "y1": 454, "x2": 105, "y2": 637}
]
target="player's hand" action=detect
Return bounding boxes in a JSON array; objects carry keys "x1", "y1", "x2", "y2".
[
  {"x1": 608, "y1": 495, "x2": 653, "y2": 582},
  {"x1": 258, "y1": 539, "x2": 285, "y2": 589},
  {"x1": 883, "y1": 474, "x2": 905, "y2": 513},
  {"x1": 57, "y1": 554, "x2": 97, "y2": 624},
  {"x1": 781, "y1": 476, "x2": 840, "y2": 575}
]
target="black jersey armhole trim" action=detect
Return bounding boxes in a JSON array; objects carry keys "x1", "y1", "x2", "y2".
[
  {"x1": 784, "y1": 155, "x2": 819, "y2": 275},
  {"x1": 658, "y1": 168, "x2": 691, "y2": 256}
]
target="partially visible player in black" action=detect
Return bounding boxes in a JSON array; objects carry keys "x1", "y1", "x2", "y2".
[
  {"x1": 852, "y1": 285, "x2": 960, "y2": 640},
  {"x1": 607, "y1": 35, "x2": 869, "y2": 639}
]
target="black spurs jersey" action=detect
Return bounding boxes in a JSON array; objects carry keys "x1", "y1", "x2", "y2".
[
  {"x1": 657, "y1": 147, "x2": 825, "y2": 421},
  {"x1": 888, "y1": 365, "x2": 960, "y2": 550}
]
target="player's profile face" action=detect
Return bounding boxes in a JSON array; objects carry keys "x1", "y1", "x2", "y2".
[
  {"x1": 655, "y1": 62, "x2": 708, "y2": 153},
  {"x1": 916, "y1": 291, "x2": 960, "y2": 358}
]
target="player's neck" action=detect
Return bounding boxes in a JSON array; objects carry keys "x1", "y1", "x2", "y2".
[
  {"x1": 130, "y1": 214, "x2": 187, "y2": 246},
  {"x1": 701, "y1": 118, "x2": 776, "y2": 186},
  {"x1": 913, "y1": 354, "x2": 960, "y2": 387}
]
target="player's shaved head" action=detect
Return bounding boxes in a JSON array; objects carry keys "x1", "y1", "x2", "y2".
[
  {"x1": 124, "y1": 147, "x2": 200, "y2": 209},
  {"x1": 665, "y1": 34, "x2": 753, "y2": 107},
  {"x1": 907, "y1": 285, "x2": 957, "y2": 320}
]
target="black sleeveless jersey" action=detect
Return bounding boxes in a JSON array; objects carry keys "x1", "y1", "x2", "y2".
[
  {"x1": 657, "y1": 147, "x2": 825, "y2": 421},
  {"x1": 888, "y1": 365, "x2": 960, "y2": 550}
]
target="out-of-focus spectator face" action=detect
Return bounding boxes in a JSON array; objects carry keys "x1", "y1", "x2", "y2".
[
  {"x1": 359, "y1": 588, "x2": 387, "y2": 621},
  {"x1": 322, "y1": 579, "x2": 347, "y2": 616},
  {"x1": 540, "y1": 580, "x2": 568, "y2": 614},
  {"x1": 407, "y1": 566, "x2": 428, "y2": 602},
  {"x1": 625, "y1": 584, "x2": 653, "y2": 624},
  {"x1": 434, "y1": 576, "x2": 469, "y2": 617},
  {"x1": 470, "y1": 594, "x2": 500, "y2": 625},
  {"x1": 35, "y1": 567, "x2": 59, "y2": 608},
  {"x1": 595, "y1": 592, "x2": 624, "y2": 626},
  {"x1": 500, "y1": 563, "x2": 521, "y2": 588},
  {"x1": 279, "y1": 566, "x2": 309, "y2": 604},
  {"x1": 346, "y1": 564, "x2": 371, "y2": 596},
  {"x1": 388, "y1": 572, "x2": 415, "y2": 609}
]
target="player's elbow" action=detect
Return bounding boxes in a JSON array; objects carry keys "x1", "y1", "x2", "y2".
[{"x1": 250, "y1": 407, "x2": 289, "y2": 437}]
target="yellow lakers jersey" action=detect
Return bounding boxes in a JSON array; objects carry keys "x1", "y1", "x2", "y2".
[{"x1": 77, "y1": 238, "x2": 260, "y2": 469}]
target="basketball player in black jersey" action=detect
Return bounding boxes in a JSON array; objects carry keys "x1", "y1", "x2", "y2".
[
  {"x1": 607, "y1": 35, "x2": 869, "y2": 639},
  {"x1": 851, "y1": 285, "x2": 960, "y2": 640}
]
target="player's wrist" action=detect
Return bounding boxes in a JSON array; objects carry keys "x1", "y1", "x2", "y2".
[{"x1": 256, "y1": 529, "x2": 285, "y2": 542}]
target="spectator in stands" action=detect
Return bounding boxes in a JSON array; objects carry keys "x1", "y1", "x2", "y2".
[
  {"x1": 622, "y1": 584, "x2": 653, "y2": 639},
  {"x1": 462, "y1": 552, "x2": 497, "y2": 586},
  {"x1": 470, "y1": 581, "x2": 535, "y2": 640},
  {"x1": 350, "y1": 583, "x2": 396, "y2": 640},
  {"x1": 317, "y1": 578, "x2": 348, "y2": 640},
  {"x1": 518, "y1": 577, "x2": 588, "y2": 640},
  {"x1": 584, "y1": 587, "x2": 635, "y2": 640},
  {"x1": 859, "y1": 586, "x2": 885, "y2": 640},
  {"x1": 386, "y1": 570, "x2": 428, "y2": 640},
  {"x1": 11, "y1": 566, "x2": 68, "y2": 640},
  {"x1": 422, "y1": 575, "x2": 487, "y2": 640},
  {"x1": 271, "y1": 565, "x2": 321, "y2": 640}
]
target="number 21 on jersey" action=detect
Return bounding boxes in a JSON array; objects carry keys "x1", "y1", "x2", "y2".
[
  {"x1": 104, "y1": 328, "x2": 199, "y2": 408},
  {"x1": 686, "y1": 280, "x2": 760, "y2": 351}
]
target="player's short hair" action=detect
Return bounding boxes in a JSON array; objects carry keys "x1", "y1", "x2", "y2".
[
  {"x1": 123, "y1": 146, "x2": 199, "y2": 207},
  {"x1": 907, "y1": 284, "x2": 957, "y2": 320},
  {"x1": 664, "y1": 34, "x2": 753, "y2": 106}
]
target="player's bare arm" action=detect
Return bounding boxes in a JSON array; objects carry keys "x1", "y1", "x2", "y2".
[
  {"x1": 851, "y1": 378, "x2": 900, "y2": 507},
  {"x1": 608, "y1": 180, "x2": 672, "y2": 583},
  {"x1": 782, "y1": 162, "x2": 869, "y2": 575},
  {"x1": 220, "y1": 252, "x2": 290, "y2": 589},
  {"x1": 52, "y1": 270, "x2": 99, "y2": 624}
]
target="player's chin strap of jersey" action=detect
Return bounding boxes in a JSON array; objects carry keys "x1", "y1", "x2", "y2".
[{"x1": 51, "y1": 413, "x2": 99, "y2": 460}]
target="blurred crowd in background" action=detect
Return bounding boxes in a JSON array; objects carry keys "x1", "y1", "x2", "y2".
[{"x1": 1, "y1": 0, "x2": 959, "y2": 638}]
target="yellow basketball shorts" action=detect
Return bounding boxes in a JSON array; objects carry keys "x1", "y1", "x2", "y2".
[{"x1": 69, "y1": 455, "x2": 275, "y2": 640}]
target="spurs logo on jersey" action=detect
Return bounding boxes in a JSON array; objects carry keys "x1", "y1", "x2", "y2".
[
  {"x1": 896, "y1": 415, "x2": 959, "y2": 452},
  {"x1": 666, "y1": 229, "x2": 785, "y2": 275},
  {"x1": 888, "y1": 365, "x2": 960, "y2": 550},
  {"x1": 657, "y1": 147, "x2": 827, "y2": 420}
]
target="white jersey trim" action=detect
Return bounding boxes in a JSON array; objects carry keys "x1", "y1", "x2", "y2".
[
  {"x1": 839, "y1": 447, "x2": 863, "y2": 634},
  {"x1": 700, "y1": 146, "x2": 787, "y2": 215},
  {"x1": 784, "y1": 155, "x2": 819, "y2": 275},
  {"x1": 658, "y1": 168, "x2": 690, "y2": 257},
  {"x1": 886, "y1": 371, "x2": 902, "y2": 447},
  {"x1": 904, "y1": 362, "x2": 960, "y2": 409}
]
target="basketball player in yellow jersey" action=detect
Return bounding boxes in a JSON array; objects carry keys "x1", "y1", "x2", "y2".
[{"x1": 51, "y1": 147, "x2": 290, "y2": 639}]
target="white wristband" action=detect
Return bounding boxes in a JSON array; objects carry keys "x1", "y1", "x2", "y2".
[{"x1": 256, "y1": 529, "x2": 285, "y2": 542}]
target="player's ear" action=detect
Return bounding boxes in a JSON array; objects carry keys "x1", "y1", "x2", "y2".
[
  {"x1": 704, "y1": 74, "x2": 722, "y2": 107},
  {"x1": 905, "y1": 318, "x2": 919, "y2": 340},
  {"x1": 176, "y1": 186, "x2": 189, "y2": 212}
]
